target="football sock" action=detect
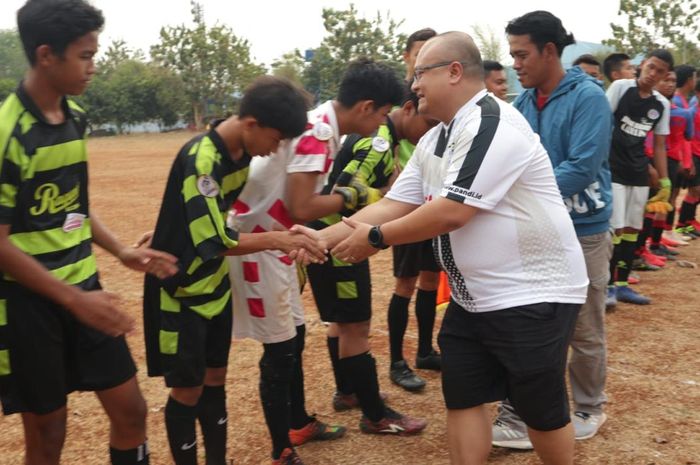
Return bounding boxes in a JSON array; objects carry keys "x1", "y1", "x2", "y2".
[
  {"x1": 197, "y1": 385, "x2": 227, "y2": 465},
  {"x1": 387, "y1": 294, "x2": 410, "y2": 363},
  {"x1": 339, "y1": 352, "x2": 384, "y2": 422},
  {"x1": 165, "y1": 396, "x2": 197, "y2": 465},
  {"x1": 260, "y1": 339, "x2": 295, "y2": 459},
  {"x1": 416, "y1": 289, "x2": 437, "y2": 357}
]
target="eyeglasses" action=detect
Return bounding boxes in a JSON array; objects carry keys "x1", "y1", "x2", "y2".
[{"x1": 413, "y1": 61, "x2": 466, "y2": 82}]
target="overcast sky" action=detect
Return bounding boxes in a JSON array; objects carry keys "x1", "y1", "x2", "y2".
[{"x1": 2, "y1": 0, "x2": 622, "y2": 66}]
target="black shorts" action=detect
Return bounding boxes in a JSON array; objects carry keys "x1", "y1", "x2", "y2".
[
  {"x1": 668, "y1": 157, "x2": 685, "y2": 189},
  {"x1": 307, "y1": 257, "x2": 371, "y2": 323},
  {"x1": 687, "y1": 156, "x2": 700, "y2": 187},
  {"x1": 392, "y1": 239, "x2": 441, "y2": 278},
  {"x1": 0, "y1": 285, "x2": 136, "y2": 415},
  {"x1": 158, "y1": 301, "x2": 232, "y2": 387},
  {"x1": 438, "y1": 300, "x2": 580, "y2": 431}
]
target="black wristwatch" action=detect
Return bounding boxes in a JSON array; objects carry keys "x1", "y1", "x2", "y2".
[{"x1": 368, "y1": 225, "x2": 389, "y2": 250}]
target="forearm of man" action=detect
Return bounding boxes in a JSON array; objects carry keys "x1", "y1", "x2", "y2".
[
  {"x1": 380, "y1": 197, "x2": 477, "y2": 246},
  {"x1": 91, "y1": 212, "x2": 127, "y2": 258},
  {"x1": 0, "y1": 226, "x2": 80, "y2": 307},
  {"x1": 653, "y1": 135, "x2": 669, "y2": 179},
  {"x1": 320, "y1": 197, "x2": 418, "y2": 249},
  {"x1": 221, "y1": 232, "x2": 284, "y2": 256},
  {"x1": 286, "y1": 172, "x2": 345, "y2": 223}
]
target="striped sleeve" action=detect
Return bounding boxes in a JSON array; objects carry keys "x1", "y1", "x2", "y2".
[
  {"x1": 0, "y1": 96, "x2": 22, "y2": 223},
  {"x1": 287, "y1": 124, "x2": 331, "y2": 174},
  {"x1": 341, "y1": 135, "x2": 392, "y2": 187},
  {"x1": 182, "y1": 139, "x2": 239, "y2": 261}
]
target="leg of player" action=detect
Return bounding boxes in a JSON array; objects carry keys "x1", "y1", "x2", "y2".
[
  {"x1": 96, "y1": 377, "x2": 150, "y2": 465},
  {"x1": 21, "y1": 408, "x2": 67, "y2": 465},
  {"x1": 199, "y1": 368, "x2": 228, "y2": 465},
  {"x1": 528, "y1": 424, "x2": 575, "y2": 465},
  {"x1": 166, "y1": 386, "x2": 203, "y2": 465},
  {"x1": 388, "y1": 275, "x2": 426, "y2": 392},
  {"x1": 446, "y1": 405, "x2": 492, "y2": 464},
  {"x1": 415, "y1": 270, "x2": 440, "y2": 370}
]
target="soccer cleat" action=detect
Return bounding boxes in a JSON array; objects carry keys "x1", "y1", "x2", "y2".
[
  {"x1": 627, "y1": 273, "x2": 640, "y2": 285},
  {"x1": 632, "y1": 257, "x2": 661, "y2": 271},
  {"x1": 359, "y1": 408, "x2": 427, "y2": 435},
  {"x1": 272, "y1": 448, "x2": 304, "y2": 465},
  {"x1": 573, "y1": 411, "x2": 607, "y2": 440},
  {"x1": 491, "y1": 418, "x2": 533, "y2": 450},
  {"x1": 661, "y1": 231, "x2": 689, "y2": 246},
  {"x1": 680, "y1": 225, "x2": 700, "y2": 238},
  {"x1": 615, "y1": 285, "x2": 651, "y2": 305},
  {"x1": 640, "y1": 249, "x2": 666, "y2": 267},
  {"x1": 605, "y1": 286, "x2": 617, "y2": 308},
  {"x1": 389, "y1": 360, "x2": 426, "y2": 392},
  {"x1": 674, "y1": 226, "x2": 697, "y2": 240},
  {"x1": 689, "y1": 220, "x2": 700, "y2": 231},
  {"x1": 289, "y1": 417, "x2": 346, "y2": 446},
  {"x1": 332, "y1": 391, "x2": 388, "y2": 412},
  {"x1": 415, "y1": 350, "x2": 441, "y2": 371},
  {"x1": 649, "y1": 243, "x2": 679, "y2": 257}
]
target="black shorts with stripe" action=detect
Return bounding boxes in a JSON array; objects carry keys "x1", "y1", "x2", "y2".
[
  {"x1": 0, "y1": 283, "x2": 136, "y2": 415},
  {"x1": 307, "y1": 258, "x2": 371, "y2": 323},
  {"x1": 392, "y1": 239, "x2": 441, "y2": 278}
]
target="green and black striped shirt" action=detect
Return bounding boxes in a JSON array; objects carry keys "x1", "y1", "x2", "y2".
[{"x1": 0, "y1": 84, "x2": 97, "y2": 290}]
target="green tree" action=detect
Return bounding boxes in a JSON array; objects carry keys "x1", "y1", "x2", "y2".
[
  {"x1": 0, "y1": 29, "x2": 26, "y2": 82},
  {"x1": 150, "y1": 1, "x2": 265, "y2": 128},
  {"x1": 271, "y1": 49, "x2": 306, "y2": 85},
  {"x1": 471, "y1": 24, "x2": 505, "y2": 62},
  {"x1": 604, "y1": 0, "x2": 700, "y2": 63},
  {"x1": 302, "y1": 5, "x2": 406, "y2": 102}
]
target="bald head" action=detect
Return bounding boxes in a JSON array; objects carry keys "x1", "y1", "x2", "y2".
[{"x1": 419, "y1": 31, "x2": 484, "y2": 79}]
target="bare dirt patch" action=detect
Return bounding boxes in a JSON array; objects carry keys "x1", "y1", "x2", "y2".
[{"x1": 1, "y1": 132, "x2": 699, "y2": 465}]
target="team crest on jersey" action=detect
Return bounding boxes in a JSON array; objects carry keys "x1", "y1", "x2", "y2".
[
  {"x1": 312, "y1": 121, "x2": 333, "y2": 141},
  {"x1": 371, "y1": 136, "x2": 390, "y2": 153},
  {"x1": 647, "y1": 109, "x2": 660, "y2": 120},
  {"x1": 197, "y1": 175, "x2": 220, "y2": 198},
  {"x1": 62, "y1": 213, "x2": 86, "y2": 232}
]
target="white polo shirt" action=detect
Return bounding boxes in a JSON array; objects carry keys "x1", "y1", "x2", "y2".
[{"x1": 386, "y1": 90, "x2": 588, "y2": 312}]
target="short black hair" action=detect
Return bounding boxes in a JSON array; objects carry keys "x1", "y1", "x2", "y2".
[
  {"x1": 573, "y1": 54, "x2": 600, "y2": 67},
  {"x1": 401, "y1": 81, "x2": 419, "y2": 108},
  {"x1": 337, "y1": 58, "x2": 405, "y2": 110},
  {"x1": 239, "y1": 76, "x2": 309, "y2": 139},
  {"x1": 647, "y1": 49, "x2": 674, "y2": 70},
  {"x1": 406, "y1": 28, "x2": 437, "y2": 52},
  {"x1": 483, "y1": 60, "x2": 505, "y2": 73},
  {"x1": 675, "y1": 64, "x2": 697, "y2": 88},
  {"x1": 17, "y1": 0, "x2": 104, "y2": 66},
  {"x1": 603, "y1": 52, "x2": 630, "y2": 81},
  {"x1": 505, "y1": 10, "x2": 575, "y2": 57}
]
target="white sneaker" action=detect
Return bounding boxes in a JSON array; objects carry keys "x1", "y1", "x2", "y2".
[
  {"x1": 663, "y1": 229, "x2": 691, "y2": 245},
  {"x1": 572, "y1": 411, "x2": 607, "y2": 440},
  {"x1": 491, "y1": 418, "x2": 533, "y2": 449}
]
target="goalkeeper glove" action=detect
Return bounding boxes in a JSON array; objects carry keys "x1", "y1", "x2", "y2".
[
  {"x1": 350, "y1": 177, "x2": 382, "y2": 208},
  {"x1": 646, "y1": 177, "x2": 673, "y2": 213},
  {"x1": 333, "y1": 186, "x2": 359, "y2": 210}
]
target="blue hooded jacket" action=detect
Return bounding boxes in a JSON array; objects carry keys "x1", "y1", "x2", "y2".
[{"x1": 514, "y1": 66, "x2": 613, "y2": 237}]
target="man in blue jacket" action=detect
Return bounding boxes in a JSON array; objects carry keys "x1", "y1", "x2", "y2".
[{"x1": 492, "y1": 10, "x2": 614, "y2": 450}]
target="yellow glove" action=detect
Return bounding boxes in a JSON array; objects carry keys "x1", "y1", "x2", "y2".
[
  {"x1": 333, "y1": 186, "x2": 359, "y2": 210},
  {"x1": 646, "y1": 177, "x2": 672, "y2": 213},
  {"x1": 350, "y1": 176, "x2": 382, "y2": 208}
]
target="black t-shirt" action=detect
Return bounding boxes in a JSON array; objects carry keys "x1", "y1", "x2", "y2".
[{"x1": 607, "y1": 79, "x2": 670, "y2": 186}]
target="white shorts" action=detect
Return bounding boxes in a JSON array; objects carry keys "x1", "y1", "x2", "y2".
[
  {"x1": 228, "y1": 250, "x2": 305, "y2": 344},
  {"x1": 611, "y1": 183, "x2": 649, "y2": 230}
]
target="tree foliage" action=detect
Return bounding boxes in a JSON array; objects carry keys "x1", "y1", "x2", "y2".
[
  {"x1": 302, "y1": 5, "x2": 406, "y2": 102},
  {"x1": 150, "y1": 1, "x2": 265, "y2": 128},
  {"x1": 471, "y1": 24, "x2": 505, "y2": 62},
  {"x1": 271, "y1": 49, "x2": 306, "y2": 85},
  {"x1": 604, "y1": 0, "x2": 700, "y2": 63},
  {"x1": 0, "y1": 29, "x2": 27, "y2": 101}
]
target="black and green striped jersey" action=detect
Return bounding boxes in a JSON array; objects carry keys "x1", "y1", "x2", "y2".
[
  {"x1": 145, "y1": 129, "x2": 249, "y2": 322},
  {"x1": 313, "y1": 118, "x2": 399, "y2": 229},
  {"x1": 0, "y1": 84, "x2": 97, "y2": 290}
]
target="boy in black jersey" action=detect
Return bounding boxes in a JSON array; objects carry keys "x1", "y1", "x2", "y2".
[
  {"x1": 0, "y1": 1, "x2": 179, "y2": 464},
  {"x1": 606, "y1": 49, "x2": 673, "y2": 305},
  {"x1": 144, "y1": 76, "x2": 325, "y2": 465}
]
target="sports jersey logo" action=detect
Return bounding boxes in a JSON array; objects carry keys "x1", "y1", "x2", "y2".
[
  {"x1": 29, "y1": 183, "x2": 80, "y2": 216},
  {"x1": 371, "y1": 136, "x2": 390, "y2": 153},
  {"x1": 647, "y1": 109, "x2": 660, "y2": 120},
  {"x1": 62, "y1": 213, "x2": 86, "y2": 232},
  {"x1": 312, "y1": 121, "x2": 333, "y2": 141},
  {"x1": 197, "y1": 175, "x2": 220, "y2": 198}
]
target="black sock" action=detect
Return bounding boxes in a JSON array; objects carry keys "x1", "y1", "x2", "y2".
[
  {"x1": 387, "y1": 294, "x2": 410, "y2": 364},
  {"x1": 415, "y1": 289, "x2": 437, "y2": 357},
  {"x1": 327, "y1": 336, "x2": 352, "y2": 394},
  {"x1": 165, "y1": 396, "x2": 197, "y2": 465},
  {"x1": 650, "y1": 220, "x2": 665, "y2": 246},
  {"x1": 260, "y1": 339, "x2": 295, "y2": 459},
  {"x1": 666, "y1": 209, "x2": 675, "y2": 229},
  {"x1": 609, "y1": 241, "x2": 621, "y2": 286},
  {"x1": 290, "y1": 325, "x2": 313, "y2": 429},
  {"x1": 338, "y1": 352, "x2": 384, "y2": 422},
  {"x1": 678, "y1": 199, "x2": 697, "y2": 225},
  {"x1": 617, "y1": 235, "x2": 638, "y2": 284},
  {"x1": 110, "y1": 441, "x2": 149, "y2": 465},
  {"x1": 637, "y1": 217, "x2": 652, "y2": 248},
  {"x1": 197, "y1": 385, "x2": 227, "y2": 465}
]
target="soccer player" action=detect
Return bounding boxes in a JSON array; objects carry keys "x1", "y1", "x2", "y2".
[
  {"x1": 143, "y1": 77, "x2": 326, "y2": 465},
  {"x1": 572, "y1": 54, "x2": 602, "y2": 80},
  {"x1": 0, "y1": 1, "x2": 179, "y2": 464},
  {"x1": 226, "y1": 59, "x2": 407, "y2": 464},
  {"x1": 314, "y1": 31, "x2": 588, "y2": 465},
  {"x1": 603, "y1": 53, "x2": 636, "y2": 82},
  {"x1": 606, "y1": 49, "x2": 674, "y2": 306},
  {"x1": 483, "y1": 60, "x2": 509, "y2": 100},
  {"x1": 492, "y1": 11, "x2": 614, "y2": 448},
  {"x1": 388, "y1": 27, "x2": 441, "y2": 393}
]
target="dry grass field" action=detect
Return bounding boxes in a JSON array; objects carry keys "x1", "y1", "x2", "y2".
[{"x1": 1, "y1": 131, "x2": 699, "y2": 465}]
